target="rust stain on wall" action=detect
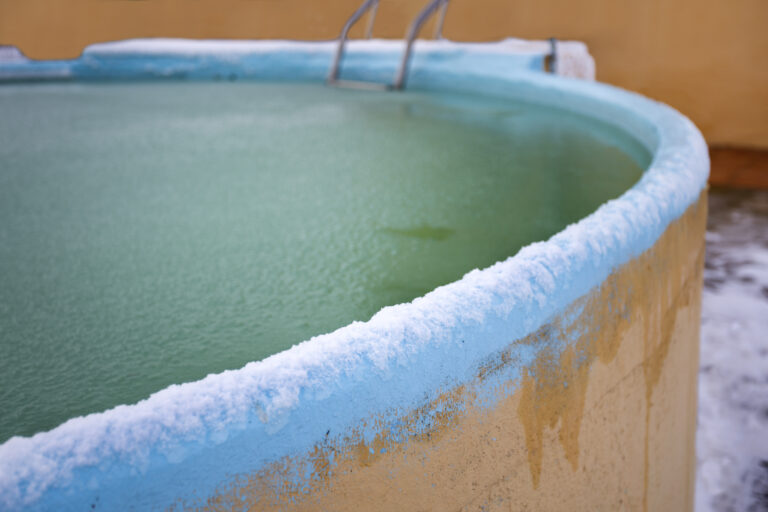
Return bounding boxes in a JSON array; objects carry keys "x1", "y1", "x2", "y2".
[
  {"x1": 513, "y1": 198, "x2": 705, "y2": 493},
  {"x1": 173, "y1": 191, "x2": 706, "y2": 512}
]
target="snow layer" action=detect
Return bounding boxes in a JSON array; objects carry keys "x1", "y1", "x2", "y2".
[
  {"x1": 697, "y1": 190, "x2": 768, "y2": 512},
  {"x1": 0, "y1": 41, "x2": 706, "y2": 510},
  {"x1": 0, "y1": 46, "x2": 26, "y2": 62},
  {"x1": 84, "y1": 37, "x2": 565, "y2": 56}
]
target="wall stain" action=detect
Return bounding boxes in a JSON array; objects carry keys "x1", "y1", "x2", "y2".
[{"x1": 641, "y1": 241, "x2": 705, "y2": 512}]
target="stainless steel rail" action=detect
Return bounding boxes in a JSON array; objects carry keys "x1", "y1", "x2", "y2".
[
  {"x1": 327, "y1": 0, "x2": 380, "y2": 85},
  {"x1": 393, "y1": 0, "x2": 450, "y2": 90},
  {"x1": 328, "y1": 0, "x2": 450, "y2": 91},
  {"x1": 432, "y1": 0, "x2": 449, "y2": 40}
]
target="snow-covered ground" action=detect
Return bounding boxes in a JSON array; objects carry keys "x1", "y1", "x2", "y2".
[{"x1": 697, "y1": 189, "x2": 768, "y2": 512}]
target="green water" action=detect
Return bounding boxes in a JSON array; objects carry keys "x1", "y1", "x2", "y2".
[{"x1": 0, "y1": 82, "x2": 649, "y2": 442}]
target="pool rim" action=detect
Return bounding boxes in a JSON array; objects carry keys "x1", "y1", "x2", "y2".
[{"x1": 0, "y1": 39, "x2": 708, "y2": 510}]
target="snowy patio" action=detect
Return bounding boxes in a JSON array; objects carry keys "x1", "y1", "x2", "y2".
[{"x1": 697, "y1": 188, "x2": 768, "y2": 511}]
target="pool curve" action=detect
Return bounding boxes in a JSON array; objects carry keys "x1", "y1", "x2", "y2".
[{"x1": 0, "y1": 39, "x2": 708, "y2": 511}]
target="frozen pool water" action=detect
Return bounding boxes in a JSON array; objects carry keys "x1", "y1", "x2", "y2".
[{"x1": 0, "y1": 81, "x2": 649, "y2": 442}]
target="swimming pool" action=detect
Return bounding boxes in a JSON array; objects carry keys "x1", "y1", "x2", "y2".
[{"x1": 0, "y1": 39, "x2": 707, "y2": 511}]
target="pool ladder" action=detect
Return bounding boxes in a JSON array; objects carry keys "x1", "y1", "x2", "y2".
[{"x1": 327, "y1": 0, "x2": 450, "y2": 91}]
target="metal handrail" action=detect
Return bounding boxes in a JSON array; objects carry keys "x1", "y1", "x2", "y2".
[
  {"x1": 393, "y1": 0, "x2": 449, "y2": 90},
  {"x1": 432, "y1": 0, "x2": 449, "y2": 40},
  {"x1": 364, "y1": 1, "x2": 380, "y2": 39},
  {"x1": 327, "y1": 0, "x2": 380, "y2": 84}
]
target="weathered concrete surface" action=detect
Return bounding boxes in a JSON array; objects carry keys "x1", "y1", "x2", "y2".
[{"x1": 176, "y1": 192, "x2": 706, "y2": 512}]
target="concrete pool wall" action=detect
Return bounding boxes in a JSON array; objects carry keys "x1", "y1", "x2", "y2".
[{"x1": 0, "y1": 40, "x2": 708, "y2": 511}]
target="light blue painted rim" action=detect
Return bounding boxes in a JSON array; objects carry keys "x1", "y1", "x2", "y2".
[
  {"x1": 0, "y1": 41, "x2": 708, "y2": 511},
  {"x1": 0, "y1": 39, "x2": 551, "y2": 82}
]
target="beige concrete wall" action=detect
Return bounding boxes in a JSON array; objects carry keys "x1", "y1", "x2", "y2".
[
  {"x1": 0, "y1": 0, "x2": 765, "y2": 148},
  {"x1": 168, "y1": 194, "x2": 707, "y2": 511}
]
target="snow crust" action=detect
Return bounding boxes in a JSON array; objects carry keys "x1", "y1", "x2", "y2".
[
  {"x1": 84, "y1": 37, "x2": 578, "y2": 58},
  {"x1": 0, "y1": 41, "x2": 705, "y2": 510},
  {"x1": 0, "y1": 46, "x2": 26, "y2": 62}
]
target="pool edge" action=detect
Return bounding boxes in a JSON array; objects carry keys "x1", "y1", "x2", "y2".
[{"x1": 0, "y1": 41, "x2": 709, "y2": 511}]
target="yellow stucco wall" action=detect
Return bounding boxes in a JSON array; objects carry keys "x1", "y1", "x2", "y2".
[
  {"x1": 167, "y1": 193, "x2": 706, "y2": 511},
  {"x1": 0, "y1": 0, "x2": 765, "y2": 148}
]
